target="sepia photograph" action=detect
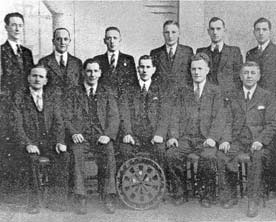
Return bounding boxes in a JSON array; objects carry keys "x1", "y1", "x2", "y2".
[{"x1": 1, "y1": 0, "x2": 276, "y2": 221}]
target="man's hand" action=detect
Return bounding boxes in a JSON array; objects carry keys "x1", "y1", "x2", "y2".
[
  {"x1": 203, "y1": 138, "x2": 216, "y2": 147},
  {"x1": 219, "y1": 142, "x2": 231, "y2": 153},
  {"x1": 72, "y1": 134, "x2": 85, "y2": 144},
  {"x1": 98, "y1": 135, "x2": 110, "y2": 144},
  {"x1": 151, "y1": 135, "x2": 163, "y2": 144},
  {"x1": 250, "y1": 141, "x2": 263, "y2": 153},
  {"x1": 55, "y1": 143, "x2": 67, "y2": 154},
  {"x1": 26, "y1": 144, "x2": 40, "y2": 155},
  {"x1": 123, "y1": 134, "x2": 135, "y2": 145},
  {"x1": 167, "y1": 138, "x2": 178, "y2": 148}
]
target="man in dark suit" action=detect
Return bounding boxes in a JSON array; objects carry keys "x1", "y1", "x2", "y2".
[
  {"x1": 64, "y1": 58, "x2": 120, "y2": 214},
  {"x1": 150, "y1": 20, "x2": 193, "y2": 88},
  {"x1": 12, "y1": 66, "x2": 70, "y2": 214},
  {"x1": 166, "y1": 53, "x2": 225, "y2": 207},
  {"x1": 197, "y1": 17, "x2": 243, "y2": 99},
  {"x1": 93, "y1": 26, "x2": 137, "y2": 95},
  {"x1": 38, "y1": 28, "x2": 82, "y2": 93},
  {"x1": 217, "y1": 61, "x2": 276, "y2": 217},
  {"x1": 246, "y1": 17, "x2": 276, "y2": 195},
  {"x1": 120, "y1": 55, "x2": 170, "y2": 166},
  {"x1": 1, "y1": 12, "x2": 34, "y2": 96}
]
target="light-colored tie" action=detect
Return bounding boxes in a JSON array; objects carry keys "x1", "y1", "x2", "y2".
[{"x1": 36, "y1": 94, "x2": 43, "y2": 111}]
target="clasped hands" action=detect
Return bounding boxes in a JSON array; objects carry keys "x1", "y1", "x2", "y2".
[
  {"x1": 72, "y1": 133, "x2": 110, "y2": 145},
  {"x1": 26, "y1": 143, "x2": 67, "y2": 155},
  {"x1": 123, "y1": 134, "x2": 163, "y2": 145}
]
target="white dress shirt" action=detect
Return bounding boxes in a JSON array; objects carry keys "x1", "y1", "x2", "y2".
[
  {"x1": 211, "y1": 41, "x2": 224, "y2": 53},
  {"x1": 84, "y1": 82, "x2": 97, "y2": 96},
  {"x1": 166, "y1": 43, "x2": 177, "y2": 56},
  {"x1": 258, "y1": 40, "x2": 270, "y2": 52},
  {"x1": 243, "y1": 84, "x2": 257, "y2": 100},
  {"x1": 55, "y1": 50, "x2": 68, "y2": 66},
  {"x1": 139, "y1": 79, "x2": 152, "y2": 92},
  {"x1": 8, "y1": 39, "x2": 22, "y2": 55},
  {"x1": 193, "y1": 79, "x2": 206, "y2": 98},
  {"x1": 107, "y1": 50, "x2": 119, "y2": 67},
  {"x1": 30, "y1": 87, "x2": 43, "y2": 111}
]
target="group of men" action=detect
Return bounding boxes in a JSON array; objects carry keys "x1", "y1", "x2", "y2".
[{"x1": 1, "y1": 11, "x2": 276, "y2": 218}]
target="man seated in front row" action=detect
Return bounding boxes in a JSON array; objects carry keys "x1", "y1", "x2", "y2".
[
  {"x1": 166, "y1": 53, "x2": 225, "y2": 207},
  {"x1": 120, "y1": 55, "x2": 170, "y2": 166},
  {"x1": 64, "y1": 58, "x2": 120, "y2": 214},
  {"x1": 12, "y1": 66, "x2": 69, "y2": 214},
  {"x1": 217, "y1": 61, "x2": 276, "y2": 217}
]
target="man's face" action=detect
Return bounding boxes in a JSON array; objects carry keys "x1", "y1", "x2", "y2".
[
  {"x1": 53, "y1": 29, "x2": 71, "y2": 54},
  {"x1": 104, "y1": 30, "x2": 121, "y2": 52},
  {"x1": 163, "y1": 24, "x2": 179, "y2": 46},
  {"x1": 84, "y1": 62, "x2": 102, "y2": 86},
  {"x1": 208, "y1": 20, "x2": 225, "y2": 44},
  {"x1": 254, "y1": 22, "x2": 271, "y2": 45},
  {"x1": 5, "y1": 16, "x2": 24, "y2": 41},
  {"x1": 240, "y1": 66, "x2": 260, "y2": 89},
  {"x1": 138, "y1": 59, "x2": 156, "y2": 81},
  {"x1": 28, "y1": 68, "x2": 48, "y2": 90},
  {"x1": 190, "y1": 59, "x2": 210, "y2": 83}
]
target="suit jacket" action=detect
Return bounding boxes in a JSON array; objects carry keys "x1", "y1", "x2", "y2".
[
  {"x1": 121, "y1": 79, "x2": 171, "y2": 139},
  {"x1": 227, "y1": 86, "x2": 276, "y2": 146},
  {"x1": 1, "y1": 41, "x2": 34, "y2": 95},
  {"x1": 169, "y1": 81, "x2": 225, "y2": 143},
  {"x1": 197, "y1": 44, "x2": 243, "y2": 98},
  {"x1": 12, "y1": 87, "x2": 65, "y2": 147},
  {"x1": 38, "y1": 52, "x2": 82, "y2": 92},
  {"x1": 150, "y1": 44, "x2": 194, "y2": 88},
  {"x1": 64, "y1": 84, "x2": 120, "y2": 141},
  {"x1": 93, "y1": 52, "x2": 137, "y2": 94},
  {"x1": 246, "y1": 41, "x2": 276, "y2": 96}
]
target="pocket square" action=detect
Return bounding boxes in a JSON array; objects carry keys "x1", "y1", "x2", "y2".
[
  {"x1": 257, "y1": 105, "x2": 265, "y2": 110},
  {"x1": 153, "y1": 97, "x2": 159, "y2": 100}
]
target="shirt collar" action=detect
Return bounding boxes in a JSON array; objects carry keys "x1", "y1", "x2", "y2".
[
  {"x1": 54, "y1": 50, "x2": 68, "y2": 65},
  {"x1": 84, "y1": 82, "x2": 97, "y2": 96},
  {"x1": 29, "y1": 87, "x2": 43, "y2": 98},
  {"x1": 193, "y1": 79, "x2": 206, "y2": 97},
  {"x1": 211, "y1": 41, "x2": 224, "y2": 52},
  {"x1": 8, "y1": 39, "x2": 21, "y2": 55},
  {"x1": 139, "y1": 78, "x2": 152, "y2": 91},
  {"x1": 243, "y1": 84, "x2": 257, "y2": 99},
  {"x1": 258, "y1": 40, "x2": 270, "y2": 51},
  {"x1": 166, "y1": 43, "x2": 177, "y2": 55},
  {"x1": 107, "y1": 50, "x2": 119, "y2": 60}
]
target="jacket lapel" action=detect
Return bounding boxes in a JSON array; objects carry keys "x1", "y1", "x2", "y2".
[
  {"x1": 2, "y1": 41, "x2": 21, "y2": 67},
  {"x1": 47, "y1": 53, "x2": 63, "y2": 77},
  {"x1": 96, "y1": 85, "x2": 107, "y2": 130},
  {"x1": 218, "y1": 44, "x2": 229, "y2": 71},
  {"x1": 43, "y1": 91, "x2": 52, "y2": 132},
  {"x1": 246, "y1": 86, "x2": 262, "y2": 111},
  {"x1": 159, "y1": 45, "x2": 171, "y2": 73},
  {"x1": 171, "y1": 45, "x2": 182, "y2": 74}
]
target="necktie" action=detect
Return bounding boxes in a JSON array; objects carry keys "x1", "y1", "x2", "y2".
[
  {"x1": 194, "y1": 83, "x2": 200, "y2": 101},
  {"x1": 257, "y1": 46, "x2": 263, "y2": 56},
  {"x1": 214, "y1": 44, "x2": 220, "y2": 54},
  {"x1": 36, "y1": 94, "x2": 43, "y2": 112},
  {"x1": 110, "y1": 53, "x2": 115, "y2": 70},
  {"x1": 141, "y1": 83, "x2": 147, "y2": 94},
  {"x1": 168, "y1": 47, "x2": 174, "y2": 64},
  {"x1": 60, "y1": 55, "x2": 66, "y2": 68},
  {"x1": 245, "y1": 91, "x2": 251, "y2": 102},
  {"x1": 16, "y1": 44, "x2": 22, "y2": 56}
]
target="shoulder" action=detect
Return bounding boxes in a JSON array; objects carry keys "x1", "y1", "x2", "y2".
[
  {"x1": 178, "y1": 44, "x2": 193, "y2": 52},
  {"x1": 196, "y1": 46, "x2": 209, "y2": 53},
  {"x1": 68, "y1": 54, "x2": 82, "y2": 64},
  {"x1": 38, "y1": 53, "x2": 54, "y2": 63},
  {"x1": 150, "y1": 45, "x2": 165, "y2": 55},
  {"x1": 93, "y1": 54, "x2": 106, "y2": 61},
  {"x1": 224, "y1": 44, "x2": 241, "y2": 53}
]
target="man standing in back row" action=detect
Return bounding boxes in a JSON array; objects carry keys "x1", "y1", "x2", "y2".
[{"x1": 150, "y1": 20, "x2": 193, "y2": 88}]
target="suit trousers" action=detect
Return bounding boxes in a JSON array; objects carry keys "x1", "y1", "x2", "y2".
[
  {"x1": 166, "y1": 136, "x2": 217, "y2": 198},
  {"x1": 27, "y1": 151, "x2": 70, "y2": 206},
  {"x1": 71, "y1": 141, "x2": 116, "y2": 197}
]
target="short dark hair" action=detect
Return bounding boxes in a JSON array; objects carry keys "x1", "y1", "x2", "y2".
[
  {"x1": 240, "y1": 61, "x2": 260, "y2": 74},
  {"x1": 29, "y1": 65, "x2": 48, "y2": 77},
  {"x1": 105, "y1": 26, "x2": 121, "y2": 36},
  {"x1": 4, "y1": 12, "x2": 24, "y2": 25},
  {"x1": 53, "y1": 27, "x2": 71, "y2": 40},
  {"x1": 190, "y1": 52, "x2": 210, "y2": 67},
  {"x1": 254, "y1": 17, "x2": 272, "y2": 30},
  {"x1": 163, "y1": 20, "x2": 179, "y2": 29},
  {"x1": 138, "y1": 55, "x2": 156, "y2": 67},
  {"x1": 83, "y1": 58, "x2": 101, "y2": 70},
  {"x1": 209, "y1": 17, "x2": 225, "y2": 28}
]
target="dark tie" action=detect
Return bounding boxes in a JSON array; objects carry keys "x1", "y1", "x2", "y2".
[
  {"x1": 194, "y1": 83, "x2": 200, "y2": 101},
  {"x1": 168, "y1": 47, "x2": 174, "y2": 64},
  {"x1": 16, "y1": 44, "x2": 22, "y2": 56},
  {"x1": 245, "y1": 91, "x2": 250, "y2": 102},
  {"x1": 214, "y1": 44, "x2": 220, "y2": 54},
  {"x1": 110, "y1": 53, "x2": 115, "y2": 70},
  {"x1": 257, "y1": 46, "x2": 263, "y2": 57},
  {"x1": 60, "y1": 55, "x2": 66, "y2": 68},
  {"x1": 141, "y1": 83, "x2": 147, "y2": 95}
]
